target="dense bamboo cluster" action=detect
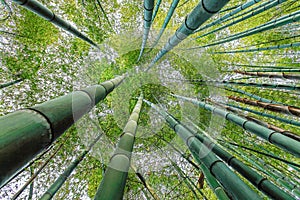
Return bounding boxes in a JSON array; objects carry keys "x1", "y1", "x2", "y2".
[{"x1": 1, "y1": 0, "x2": 300, "y2": 199}]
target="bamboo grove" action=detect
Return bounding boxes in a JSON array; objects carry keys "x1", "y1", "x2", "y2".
[{"x1": 0, "y1": 0, "x2": 299, "y2": 199}]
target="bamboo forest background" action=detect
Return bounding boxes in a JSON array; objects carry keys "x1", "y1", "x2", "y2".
[{"x1": 0, "y1": 0, "x2": 299, "y2": 199}]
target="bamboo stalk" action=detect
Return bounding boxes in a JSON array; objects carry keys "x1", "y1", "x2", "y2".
[
  {"x1": 145, "y1": 0, "x2": 229, "y2": 71},
  {"x1": 39, "y1": 133, "x2": 103, "y2": 200},
  {"x1": 228, "y1": 95, "x2": 300, "y2": 117},
  {"x1": 194, "y1": 0, "x2": 262, "y2": 33},
  {"x1": 13, "y1": 0, "x2": 99, "y2": 48},
  {"x1": 94, "y1": 95, "x2": 143, "y2": 200},
  {"x1": 172, "y1": 94, "x2": 300, "y2": 157},
  {"x1": 143, "y1": 99, "x2": 261, "y2": 200},
  {"x1": 137, "y1": 0, "x2": 155, "y2": 62},
  {"x1": 227, "y1": 103, "x2": 300, "y2": 127},
  {"x1": 0, "y1": 78, "x2": 23, "y2": 89},
  {"x1": 0, "y1": 75, "x2": 124, "y2": 187}
]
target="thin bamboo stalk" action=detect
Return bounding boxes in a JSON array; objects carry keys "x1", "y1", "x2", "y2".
[
  {"x1": 0, "y1": 75, "x2": 124, "y2": 187},
  {"x1": 200, "y1": 10, "x2": 300, "y2": 48},
  {"x1": 228, "y1": 95, "x2": 300, "y2": 117},
  {"x1": 193, "y1": 0, "x2": 288, "y2": 40},
  {"x1": 212, "y1": 42, "x2": 300, "y2": 54},
  {"x1": 194, "y1": 0, "x2": 262, "y2": 33},
  {"x1": 150, "y1": 0, "x2": 180, "y2": 49},
  {"x1": 227, "y1": 103, "x2": 300, "y2": 127},
  {"x1": 39, "y1": 133, "x2": 103, "y2": 200},
  {"x1": 12, "y1": 142, "x2": 64, "y2": 199},
  {"x1": 13, "y1": 0, "x2": 99, "y2": 48},
  {"x1": 0, "y1": 78, "x2": 23, "y2": 89},
  {"x1": 131, "y1": 165, "x2": 160, "y2": 200}
]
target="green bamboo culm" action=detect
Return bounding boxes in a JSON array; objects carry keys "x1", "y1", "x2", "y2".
[
  {"x1": 241, "y1": 68, "x2": 300, "y2": 72},
  {"x1": 137, "y1": 0, "x2": 155, "y2": 62},
  {"x1": 94, "y1": 95, "x2": 143, "y2": 200},
  {"x1": 199, "y1": 10, "x2": 300, "y2": 48},
  {"x1": 226, "y1": 63, "x2": 297, "y2": 69},
  {"x1": 151, "y1": 0, "x2": 162, "y2": 22},
  {"x1": 150, "y1": 0, "x2": 180, "y2": 49},
  {"x1": 212, "y1": 42, "x2": 300, "y2": 54},
  {"x1": 12, "y1": 0, "x2": 99, "y2": 48},
  {"x1": 39, "y1": 134, "x2": 103, "y2": 200},
  {"x1": 143, "y1": 99, "x2": 261, "y2": 200},
  {"x1": 193, "y1": 0, "x2": 288, "y2": 40},
  {"x1": 227, "y1": 103, "x2": 300, "y2": 127},
  {"x1": 145, "y1": 0, "x2": 229, "y2": 71},
  {"x1": 0, "y1": 75, "x2": 125, "y2": 188},
  {"x1": 224, "y1": 84, "x2": 285, "y2": 105},
  {"x1": 193, "y1": 0, "x2": 262, "y2": 33},
  {"x1": 186, "y1": 123, "x2": 295, "y2": 199},
  {"x1": 234, "y1": 70, "x2": 300, "y2": 80},
  {"x1": 172, "y1": 94, "x2": 300, "y2": 157},
  {"x1": 207, "y1": 99, "x2": 300, "y2": 142}
]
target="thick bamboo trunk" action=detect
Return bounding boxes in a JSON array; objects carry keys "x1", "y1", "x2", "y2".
[
  {"x1": 94, "y1": 95, "x2": 143, "y2": 200},
  {"x1": 0, "y1": 75, "x2": 124, "y2": 187},
  {"x1": 13, "y1": 0, "x2": 99, "y2": 48}
]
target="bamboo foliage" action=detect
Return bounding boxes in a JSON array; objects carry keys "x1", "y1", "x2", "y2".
[
  {"x1": 193, "y1": 0, "x2": 262, "y2": 33},
  {"x1": 137, "y1": 0, "x2": 155, "y2": 61},
  {"x1": 143, "y1": 99, "x2": 261, "y2": 200},
  {"x1": 228, "y1": 95, "x2": 300, "y2": 117},
  {"x1": 94, "y1": 95, "x2": 143, "y2": 200},
  {"x1": 13, "y1": 0, "x2": 99, "y2": 48},
  {"x1": 145, "y1": 0, "x2": 229, "y2": 71},
  {"x1": 0, "y1": 75, "x2": 124, "y2": 188},
  {"x1": 40, "y1": 133, "x2": 103, "y2": 200},
  {"x1": 172, "y1": 94, "x2": 300, "y2": 157}
]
